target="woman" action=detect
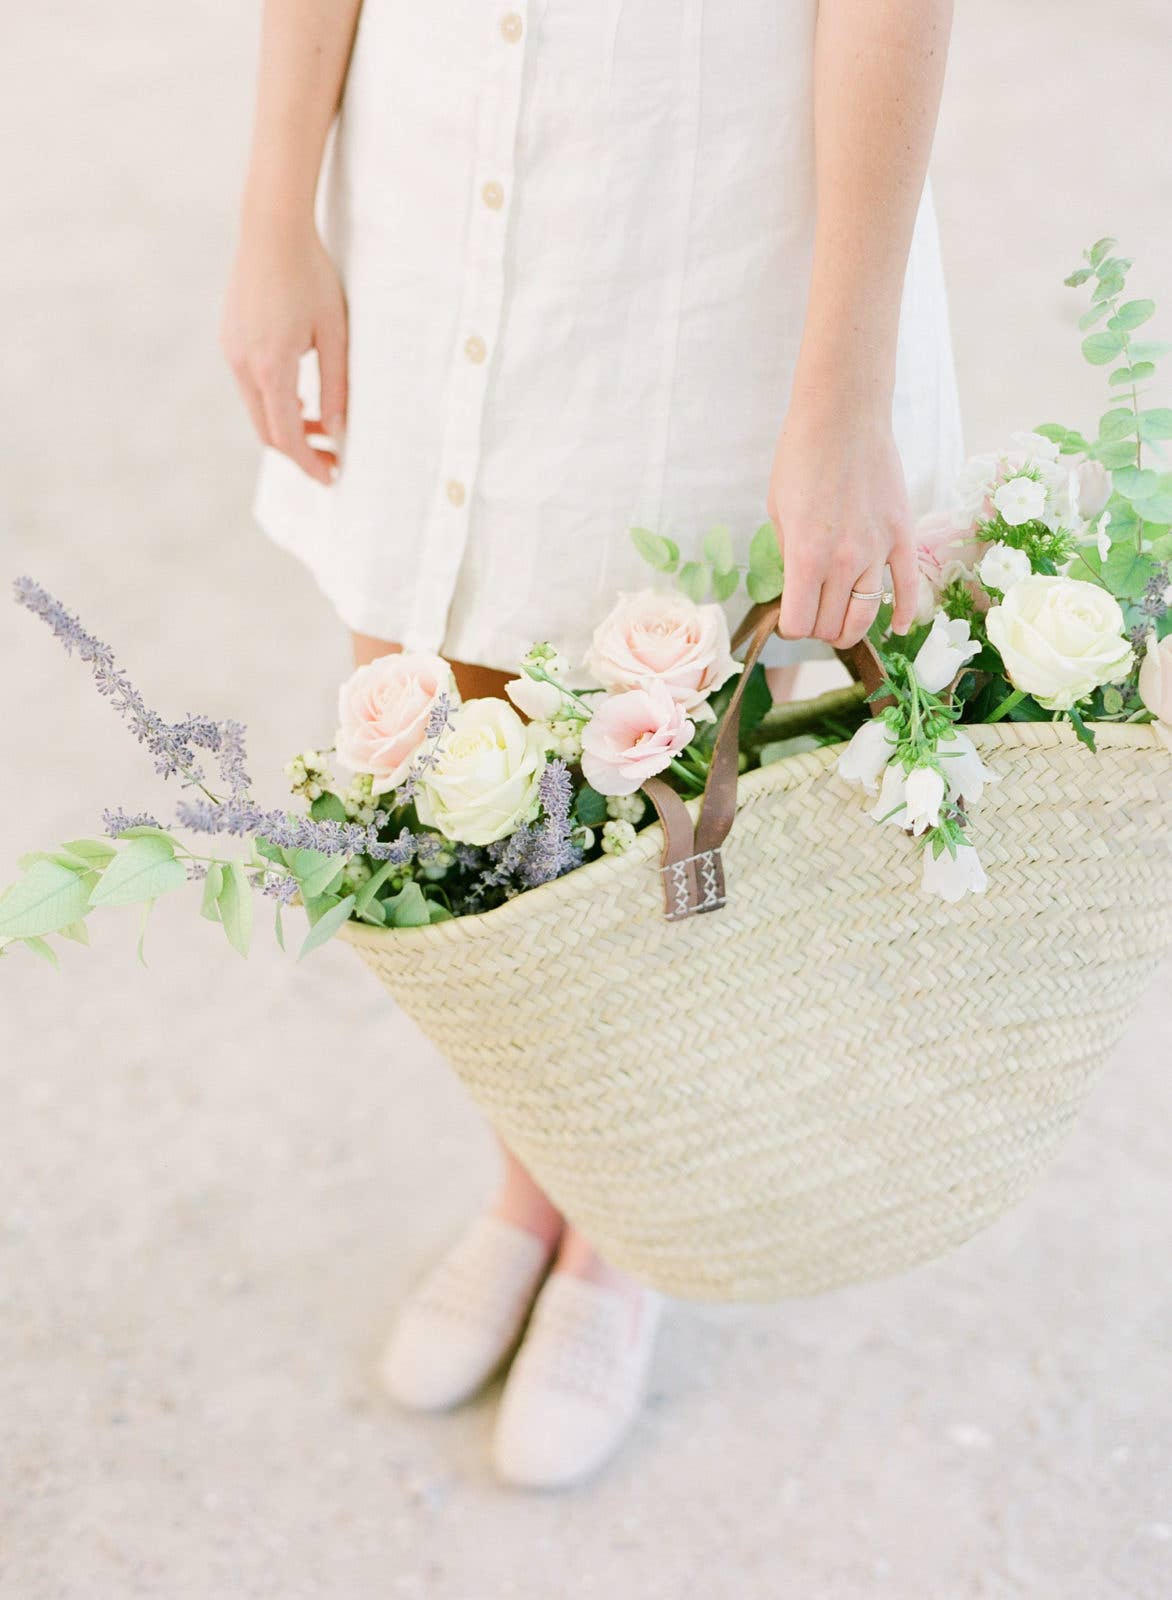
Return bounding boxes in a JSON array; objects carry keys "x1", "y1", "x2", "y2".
[{"x1": 222, "y1": 0, "x2": 961, "y2": 1488}]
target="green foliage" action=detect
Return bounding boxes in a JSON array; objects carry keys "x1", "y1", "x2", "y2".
[
  {"x1": 309, "y1": 791, "x2": 348, "y2": 823},
  {"x1": 299, "y1": 894, "x2": 357, "y2": 957},
  {"x1": 215, "y1": 861, "x2": 253, "y2": 957},
  {"x1": 629, "y1": 527, "x2": 679, "y2": 573},
  {"x1": 746, "y1": 523, "x2": 784, "y2": 603},
  {"x1": 89, "y1": 836, "x2": 186, "y2": 909},
  {"x1": 573, "y1": 784, "x2": 608, "y2": 827},
  {"x1": 0, "y1": 859, "x2": 94, "y2": 938}
]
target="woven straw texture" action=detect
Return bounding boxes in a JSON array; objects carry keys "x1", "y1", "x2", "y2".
[{"x1": 342, "y1": 721, "x2": 1172, "y2": 1302}]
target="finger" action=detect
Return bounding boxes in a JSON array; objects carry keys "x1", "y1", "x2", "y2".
[
  {"x1": 259, "y1": 357, "x2": 334, "y2": 485},
  {"x1": 233, "y1": 369, "x2": 274, "y2": 449},
  {"x1": 302, "y1": 417, "x2": 338, "y2": 465},
  {"x1": 316, "y1": 313, "x2": 349, "y2": 451},
  {"x1": 888, "y1": 538, "x2": 920, "y2": 634},
  {"x1": 812, "y1": 549, "x2": 863, "y2": 644},
  {"x1": 776, "y1": 534, "x2": 823, "y2": 640},
  {"x1": 831, "y1": 565, "x2": 886, "y2": 649}
]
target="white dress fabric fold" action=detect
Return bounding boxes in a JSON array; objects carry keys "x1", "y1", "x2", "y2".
[{"x1": 255, "y1": 0, "x2": 964, "y2": 673}]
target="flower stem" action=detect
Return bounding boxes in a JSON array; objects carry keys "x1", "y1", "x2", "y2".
[
  {"x1": 668, "y1": 758, "x2": 705, "y2": 793},
  {"x1": 987, "y1": 687, "x2": 1027, "y2": 724}
]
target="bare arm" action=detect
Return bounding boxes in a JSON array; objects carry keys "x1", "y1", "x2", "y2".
[
  {"x1": 770, "y1": 0, "x2": 953, "y2": 647},
  {"x1": 221, "y1": 0, "x2": 363, "y2": 484}
]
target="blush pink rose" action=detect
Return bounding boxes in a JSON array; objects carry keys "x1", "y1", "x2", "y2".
[
  {"x1": 335, "y1": 652, "x2": 457, "y2": 795},
  {"x1": 585, "y1": 589, "x2": 740, "y2": 719},
  {"x1": 914, "y1": 509, "x2": 989, "y2": 621},
  {"x1": 579, "y1": 681, "x2": 694, "y2": 797}
]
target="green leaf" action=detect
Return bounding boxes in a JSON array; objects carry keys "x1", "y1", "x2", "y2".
[
  {"x1": 427, "y1": 903, "x2": 452, "y2": 924},
  {"x1": 1139, "y1": 408, "x2": 1172, "y2": 442},
  {"x1": 118, "y1": 825, "x2": 179, "y2": 843},
  {"x1": 746, "y1": 522, "x2": 783, "y2": 603},
  {"x1": 285, "y1": 849, "x2": 345, "y2": 899},
  {"x1": 573, "y1": 784, "x2": 608, "y2": 827},
  {"x1": 1102, "y1": 545, "x2": 1156, "y2": 599},
  {"x1": 735, "y1": 663, "x2": 773, "y2": 737},
  {"x1": 383, "y1": 881, "x2": 432, "y2": 929},
  {"x1": 630, "y1": 527, "x2": 679, "y2": 573},
  {"x1": 678, "y1": 560, "x2": 712, "y2": 603},
  {"x1": 1094, "y1": 439, "x2": 1140, "y2": 469},
  {"x1": 1114, "y1": 467, "x2": 1161, "y2": 503},
  {"x1": 710, "y1": 567, "x2": 740, "y2": 603},
  {"x1": 1110, "y1": 362, "x2": 1157, "y2": 387},
  {"x1": 1128, "y1": 341, "x2": 1171, "y2": 362},
  {"x1": 303, "y1": 891, "x2": 341, "y2": 924},
  {"x1": 200, "y1": 862, "x2": 224, "y2": 922},
  {"x1": 1108, "y1": 299, "x2": 1155, "y2": 332},
  {"x1": 61, "y1": 838, "x2": 117, "y2": 866},
  {"x1": 1065, "y1": 266, "x2": 1093, "y2": 287},
  {"x1": 89, "y1": 836, "x2": 187, "y2": 909},
  {"x1": 1089, "y1": 237, "x2": 1117, "y2": 268},
  {"x1": 1082, "y1": 329, "x2": 1126, "y2": 365},
  {"x1": 1099, "y1": 408, "x2": 1138, "y2": 442},
  {"x1": 274, "y1": 901, "x2": 286, "y2": 951},
  {"x1": 216, "y1": 861, "x2": 253, "y2": 957},
  {"x1": 702, "y1": 525, "x2": 736, "y2": 574},
  {"x1": 1093, "y1": 272, "x2": 1125, "y2": 305},
  {"x1": 356, "y1": 896, "x2": 387, "y2": 926},
  {"x1": 352, "y1": 857, "x2": 399, "y2": 915},
  {"x1": 1067, "y1": 706, "x2": 1097, "y2": 752},
  {"x1": 0, "y1": 861, "x2": 93, "y2": 938},
  {"x1": 17, "y1": 848, "x2": 94, "y2": 873},
  {"x1": 1079, "y1": 302, "x2": 1112, "y2": 331},
  {"x1": 21, "y1": 936, "x2": 59, "y2": 967},
  {"x1": 309, "y1": 791, "x2": 348, "y2": 823},
  {"x1": 298, "y1": 894, "x2": 357, "y2": 958},
  {"x1": 59, "y1": 920, "x2": 90, "y2": 946},
  {"x1": 254, "y1": 836, "x2": 284, "y2": 866},
  {"x1": 136, "y1": 902, "x2": 153, "y2": 967}
]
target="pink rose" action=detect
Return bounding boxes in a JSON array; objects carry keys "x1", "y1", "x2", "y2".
[
  {"x1": 579, "y1": 681, "x2": 694, "y2": 797},
  {"x1": 335, "y1": 651, "x2": 456, "y2": 795},
  {"x1": 585, "y1": 589, "x2": 740, "y2": 719},
  {"x1": 914, "y1": 509, "x2": 989, "y2": 620}
]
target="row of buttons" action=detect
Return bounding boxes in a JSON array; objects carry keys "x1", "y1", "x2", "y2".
[{"x1": 440, "y1": 14, "x2": 523, "y2": 522}]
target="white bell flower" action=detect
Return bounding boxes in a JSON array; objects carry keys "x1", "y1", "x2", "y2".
[
  {"x1": 936, "y1": 730, "x2": 1000, "y2": 808},
  {"x1": 903, "y1": 766, "x2": 945, "y2": 836},
  {"x1": 913, "y1": 613, "x2": 981, "y2": 694},
  {"x1": 837, "y1": 719, "x2": 898, "y2": 795},
  {"x1": 921, "y1": 841, "x2": 988, "y2": 902}
]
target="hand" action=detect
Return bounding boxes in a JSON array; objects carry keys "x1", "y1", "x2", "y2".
[
  {"x1": 220, "y1": 215, "x2": 347, "y2": 486},
  {"x1": 766, "y1": 394, "x2": 918, "y2": 649}
]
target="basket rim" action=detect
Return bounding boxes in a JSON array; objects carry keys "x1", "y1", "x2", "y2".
[{"x1": 338, "y1": 717, "x2": 1165, "y2": 952}]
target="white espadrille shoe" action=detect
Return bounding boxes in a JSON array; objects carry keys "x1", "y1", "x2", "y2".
[
  {"x1": 380, "y1": 1216, "x2": 553, "y2": 1412},
  {"x1": 492, "y1": 1275, "x2": 662, "y2": 1489}
]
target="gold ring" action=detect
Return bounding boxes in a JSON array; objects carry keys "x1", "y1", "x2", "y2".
[{"x1": 850, "y1": 587, "x2": 891, "y2": 603}]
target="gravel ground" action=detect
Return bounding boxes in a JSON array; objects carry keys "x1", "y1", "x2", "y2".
[{"x1": 1, "y1": 4, "x2": 1170, "y2": 1597}]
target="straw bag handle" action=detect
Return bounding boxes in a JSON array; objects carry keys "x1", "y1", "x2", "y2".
[{"x1": 642, "y1": 600, "x2": 890, "y2": 920}]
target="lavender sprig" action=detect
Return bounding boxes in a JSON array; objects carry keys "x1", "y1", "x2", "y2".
[
  {"x1": 478, "y1": 759, "x2": 582, "y2": 894},
  {"x1": 102, "y1": 808, "x2": 164, "y2": 837},
  {"x1": 174, "y1": 796, "x2": 419, "y2": 863},
  {"x1": 393, "y1": 692, "x2": 454, "y2": 805},
  {"x1": 15, "y1": 577, "x2": 243, "y2": 793}
]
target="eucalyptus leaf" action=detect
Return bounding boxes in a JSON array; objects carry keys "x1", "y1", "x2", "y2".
[
  {"x1": 216, "y1": 861, "x2": 253, "y2": 957},
  {"x1": 1102, "y1": 545, "x2": 1156, "y2": 599},
  {"x1": 0, "y1": 861, "x2": 93, "y2": 938},
  {"x1": 710, "y1": 566, "x2": 740, "y2": 603},
  {"x1": 1078, "y1": 302, "x2": 1111, "y2": 331},
  {"x1": 573, "y1": 784, "x2": 608, "y2": 827},
  {"x1": 1082, "y1": 329, "x2": 1125, "y2": 365},
  {"x1": 299, "y1": 894, "x2": 357, "y2": 958},
  {"x1": 89, "y1": 836, "x2": 187, "y2": 909},
  {"x1": 678, "y1": 560, "x2": 712, "y2": 603},
  {"x1": 1094, "y1": 439, "x2": 1141, "y2": 469},
  {"x1": 1139, "y1": 408, "x2": 1172, "y2": 442},
  {"x1": 1099, "y1": 408, "x2": 1138, "y2": 442},
  {"x1": 1089, "y1": 237, "x2": 1117, "y2": 268},
  {"x1": 1128, "y1": 341, "x2": 1171, "y2": 362},
  {"x1": 1108, "y1": 299, "x2": 1155, "y2": 332},
  {"x1": 309, "y1": 791, "x2": 348, "y2": 824},
  {"x1": 629, "y1": 526, "x2": 679, "y2": 573},
  {"x1": 383, "y1": 881, "x2": 432, "y2": 929},
  {"x1": 20, "y1": 936, "x2": 59, "y2": 967},
  {"x1": 702, "y1": 525, "x2": 735, "y2": 574},
  {"x1": 746, "y1": 522, "x2": 783, "y2": 603},
  {"x1": 286, "y1": 849, "x2": 346, "y2": 899},
  {"x1": 1110, "y1": 362, "x2": 1156, "y2": 386}
]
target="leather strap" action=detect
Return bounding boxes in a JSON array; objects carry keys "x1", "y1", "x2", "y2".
[{"x1": 641, "y1": 600, "x2": 893, "y2": 919}]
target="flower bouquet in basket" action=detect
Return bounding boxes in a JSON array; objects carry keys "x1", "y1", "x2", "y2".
[
  {"x1": 2, "y1": 236, "x2": 1171, "y2": 961},
  {"x1": 5, "y1": 241, "x2": 1172, "y2": 1302}
]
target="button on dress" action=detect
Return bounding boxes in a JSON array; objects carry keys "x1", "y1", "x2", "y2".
[{"x1": 254, "y1": 0, "x2": 964, "y2": 674}]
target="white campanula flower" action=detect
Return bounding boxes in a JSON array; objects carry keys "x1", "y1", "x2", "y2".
[
  {"x1": 903, "y1": 766, "x2": 945, "y2": 836},
  {"x1": 415, "y1": 697, "x2": 547, "y2": 846},
  {"x1": 936, "y1": 730, "x2": 1000, "y2": 807},
  {"x1": 913, "y1": 613, "x2": 981, "y2": 694},
  {"x1": 837, "y1": 718, "x2": 898, "y2": 795},
  {"x1": 1078, "y1": 460, "x2": 1113, "y2": 520},
  {"x1": 505, "y1": 673, "x2": 566, "y2": 722},
  {"x1": 869, "y1": 762, "x2": 908, "y2": 827},
  {"x1": 985, "y1": 575, "x2": 1133, "y2": 711},
  {"x1": 993, "y1": 475, "x2": 1048, "y2": 527},
  {"x1": 977, "y1": 542, "x2": 1032, "y2": 594},
  {"x1": 921, "y1": 841, "x2": 988, "y2": 902},
  {"x1": 600, "y1": 818, "x2": 638, "y2": 856}
]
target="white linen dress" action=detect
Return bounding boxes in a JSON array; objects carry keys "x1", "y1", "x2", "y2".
[{"x1": 255, "y1": 0, "x2": 964, "y2": 673}]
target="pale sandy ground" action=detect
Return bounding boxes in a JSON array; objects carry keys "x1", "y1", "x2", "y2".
[{"x1": 1, "y1": 4, "x2": 1171, "y2": 1597}]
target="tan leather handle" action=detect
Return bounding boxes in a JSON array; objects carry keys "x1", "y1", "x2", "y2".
[{"x1": 641, "y1": 600, "x2": 891, "y2": 917}]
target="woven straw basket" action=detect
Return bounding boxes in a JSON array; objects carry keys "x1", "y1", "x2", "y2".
[{"x1": 343, "y1": 708, "x2": 1171, "y2": 1302}]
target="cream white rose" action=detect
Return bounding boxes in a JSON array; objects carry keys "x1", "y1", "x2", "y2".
[
  {"x1": 415, "y1": 698, "x2": 548, "y2": 846},
  {"x1": 985, "y1": 575, "x2": 1133, "y2": 711}
]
